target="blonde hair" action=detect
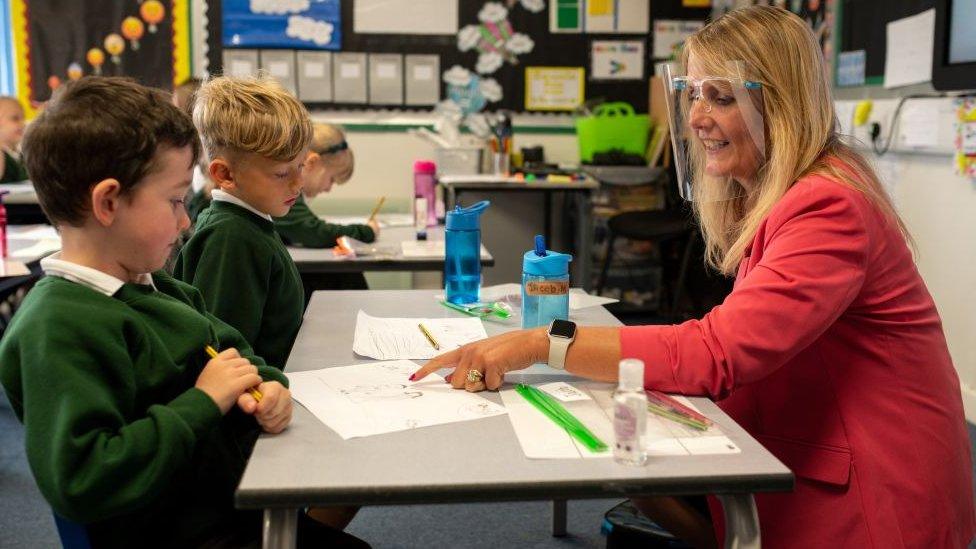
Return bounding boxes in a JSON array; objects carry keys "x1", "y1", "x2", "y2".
[
  {"x1": 193, "y1": 75, "x2": 312, "y2": 163},
  {"x1": 311, "y1": 122, "x2": 354, "y2": 184},
  {"x1": 684, "y1": 6, "x2": 910, "y2": 275}
]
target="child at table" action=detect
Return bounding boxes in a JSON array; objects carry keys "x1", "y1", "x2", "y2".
[
  {"x1": 0, "y1": 96, "x2": 28, "y2": 183},
  {"x1": 0, "y1": 76, "x2": 366, "y2": 548},
  {"x1": 277, "y1": 123, "x2": 381, "y2": 296},
  {"x1": 174, "y1": 75, "x2": 309, "y2": 370},
  {"x1": 274, "y1": 122, "x2": 379, "y2": 247}
]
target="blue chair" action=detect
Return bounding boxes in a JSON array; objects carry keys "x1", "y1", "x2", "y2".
[{"x1": 52, "y1": 512, "x2": 92, "y2": 549}]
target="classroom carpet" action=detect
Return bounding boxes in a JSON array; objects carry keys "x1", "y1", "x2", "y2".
[{"x1": 1, "y1": 389, "x2": 975, "y2": 548}]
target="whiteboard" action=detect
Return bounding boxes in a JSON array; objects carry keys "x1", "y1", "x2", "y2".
[{"x1": 354, "y1": 0, "x2": 458, "y2": 35}]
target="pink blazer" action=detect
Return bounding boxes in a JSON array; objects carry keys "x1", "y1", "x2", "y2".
[{"x1": 620, "y1": 173, "x2": 975, "y2": 547}]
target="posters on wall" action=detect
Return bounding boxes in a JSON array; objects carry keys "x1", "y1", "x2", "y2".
[
  {"x1": 525, "y1": 66, "x2": 585, "y2": 111},
  {"x1": 9, "y1": 0, "x2": 191, "y2": 116},
  {"x1": 836, "y1": 50, "x2": 866, "y2": 87},
  {"x1": 223, "y1": 0, "x2": 341, "y2": 50},
  {"x1": 652, "y1": 19, "x2": 704, "y2": 60},
  {"x1": 551, "y1": 0, "x2": 649, "y2": 34},
  {"x1": 590, "y1": 40, "x2": 644, "y2": 80},
  {"x1": 354, "y1": 0, "x2": 458, "y2": 35}
]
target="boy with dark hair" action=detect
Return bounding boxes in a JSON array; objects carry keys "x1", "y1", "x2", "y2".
[{"x1": 0, "y1": 77, "x2": 365, "y2": 548}]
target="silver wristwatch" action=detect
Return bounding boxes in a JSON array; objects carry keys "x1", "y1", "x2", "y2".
[{"x1": 547, "y1": 319, "x2": 577, "y2": 370}]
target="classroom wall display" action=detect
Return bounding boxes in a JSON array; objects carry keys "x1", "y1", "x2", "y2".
[
  {"x1": 551, "y1": 0, "x2": 650, "y2": 34},
  {"x1": 209, "y1": 1, "x2": 712, "y2": 113},
  {"x1": 839, "y1": 0, "x2": 934, "y2": 83},
  {"x1": 590, "y1": 40, "x2": 644, "y2": 80},
  {"x1": 223, "y1": 0, "x2": 341, "y2": 50},
  {"x1": 525, "y1": 66, "x2": 585, "y2": 110},
  {"x1": 9, "y1": 0, "x2": 192, "y2": 117},
  {"x1": 954, "y1": 97, "x2": 976, "y2": 179},
  {"x1": 713, "y1": 0, "x2": 835, "y2": 80},
  {"x1": 354, "y1": 0, "x2": 459, "y2": 35},
  {"x1": 651, "y1": 19, "x2": 704, "y2": 60}
]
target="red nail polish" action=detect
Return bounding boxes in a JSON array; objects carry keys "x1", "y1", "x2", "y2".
[
  {"x1": 445, "y1": 374, "x2": 452, "y2": 383},
  {"x1": 408, "y1": 373, "x2": 416, "y2": 381}
]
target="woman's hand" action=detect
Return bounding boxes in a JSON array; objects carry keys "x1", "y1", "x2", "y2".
[{"x1": 409, "y1": 328, "x2": 549, "y2": 392}]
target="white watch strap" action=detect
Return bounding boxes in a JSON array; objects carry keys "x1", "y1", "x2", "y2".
[{"x1": 548, "y1": 336, "x2": 571, "y2": 370}]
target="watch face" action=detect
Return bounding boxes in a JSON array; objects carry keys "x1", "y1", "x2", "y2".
[{"x1": 549, "y1": 319, "x2": 576, "y2": 339}]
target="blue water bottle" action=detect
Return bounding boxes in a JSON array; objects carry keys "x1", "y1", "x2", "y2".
[
  {"x1": 521, "y1": 235, "x2": 572, "y2": 328},
  {"x1": 445, "y1": 200, "x2": 490, "y2": 304}
]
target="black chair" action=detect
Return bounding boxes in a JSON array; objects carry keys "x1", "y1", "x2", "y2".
[{"x1": 584, "y1": 166, "x2": 696, "y2": 319}]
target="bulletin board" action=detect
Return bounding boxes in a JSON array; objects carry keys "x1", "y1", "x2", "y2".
[
  {"x1": 9, "y1": 0, "x2": 192, "y2": 117},
  {"x1": 209, "y1": 0, "x2": 713, "y2": 113},
  {"x1": 839, "y1": 0, "x2": 935, "y2": 83}
]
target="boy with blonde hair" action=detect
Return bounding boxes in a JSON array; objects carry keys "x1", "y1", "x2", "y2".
[
  {"x1": 175, "y1": 76, "x2": 309, "y2": 369},
  {"x1": 0, "y1": 77, "x2": 315, "y2": 547}
]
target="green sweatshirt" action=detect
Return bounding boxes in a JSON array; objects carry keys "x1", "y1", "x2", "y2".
[
  {"x1": 185, "y1": 188, "x2": 211, "y2": 225},
  {"x1": 0, "y1": 272, "x2": 287, "y2": 548},
  {"x1": 1, "y1": 149, "x2": 29, "y2": 183},
  {"x1": 174, "y1": 200, "x2": 304, "y2": 369},
  {"x1": 274, "y1": 194, "x2": 376, "y2": 247}
]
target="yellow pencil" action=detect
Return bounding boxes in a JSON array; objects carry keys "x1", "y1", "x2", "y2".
[
  {"x1": 417, "y1": 323, "x2": 440, "y2": 350},
  {"x1": 366, "y1": 196, "x2": 386, "y2": 224},
  {"x1": 205, "y1": 345, "x2": 263, "y2": 402}
]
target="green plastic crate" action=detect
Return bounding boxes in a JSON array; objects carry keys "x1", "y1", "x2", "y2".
[{"x1": 575, "y1": 102, "x2": 650, "y2": 162}]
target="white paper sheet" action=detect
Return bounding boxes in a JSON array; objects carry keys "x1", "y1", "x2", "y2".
[
  {"x1": 538, "y1": 381, "x2": 591, "y2": 402},
  {"x1": 884, "y1": 9, "x2": 935, "y2": 89},
  {"x1": 9, "y1": 239, "x2": 61, "y2": 260},
  {"x1": 400, "y1": 240, "x2": 489, "y2": 259},
  {"x1": 503, "y1": 384, "x2": 740, "y2": 459},
  {"x1": 898, "y1": 99, "x2": 944, "y2": 148},
  {"x1": 288, "y1": 360, "x2": 506, "y2": 440},
  {"x1": 352, "y1": 310, "x2": 487, "y2": 360},
  {"x1": 9, "y1": 225, "x2": 59, "y2": 240}
]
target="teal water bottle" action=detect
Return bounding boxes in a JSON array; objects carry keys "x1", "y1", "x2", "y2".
[
  {"x1": 445, "y1": 200, "x2": 490, "y2": 304},
  {"x1": 521, "y1": 235, "x2": 572, "y2": 328}
]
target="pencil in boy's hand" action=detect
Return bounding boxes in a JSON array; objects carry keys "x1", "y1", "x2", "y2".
[
  {"x1": 205, "y1": 345, "x2": 263, "y2": 402},
  {"x1": 366, "y1": 196, "x2": 386, "y2": 224}
]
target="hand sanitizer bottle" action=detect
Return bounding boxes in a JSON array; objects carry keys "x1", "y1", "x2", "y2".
[{"x1": 613, "y1": 358, "x2": 648, "y2": 466}]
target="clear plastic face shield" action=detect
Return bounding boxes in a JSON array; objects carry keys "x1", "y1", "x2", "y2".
[{"x1": 660, "y1": 61, "x2": 765, "y2": 202}]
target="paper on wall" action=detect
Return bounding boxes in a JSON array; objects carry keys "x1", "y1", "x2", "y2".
[{"x1": 884, "y1": 9, "x2": 935, "y2": 89}]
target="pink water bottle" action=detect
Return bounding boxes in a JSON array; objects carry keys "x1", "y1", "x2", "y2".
[
  {"x1": 413, "y1": 160, "x2": 438, "y2": 228},
  {"x1": 0, "y1": 191, "x2": 7, "y2": 259}
]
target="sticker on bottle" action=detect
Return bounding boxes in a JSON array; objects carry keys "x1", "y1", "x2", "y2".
[{"x1": 525, "y1": 280, "x2": 569, "y2": 296}]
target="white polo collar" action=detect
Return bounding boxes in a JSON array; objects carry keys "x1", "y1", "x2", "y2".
[
  {"x1": 40, "y1": 252, "x2": 156, "y2": 297},
  {"x1": 210, "y1": 189, "x2": 273, "y2": 221}
]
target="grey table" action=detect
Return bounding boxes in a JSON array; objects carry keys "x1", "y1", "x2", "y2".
[
  {"x1": 288, "y1": 224, "x2": 493, "y2": 274},
  {"x1": 439, "y1": 174, "x2": 599, "y2": 289},
  {"x1": 236, "y1": 290, "x2": 793, "y2": 548}
]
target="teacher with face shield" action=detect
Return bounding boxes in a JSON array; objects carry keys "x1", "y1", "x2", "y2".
[{"x1": 412, "y1": 6, "x2": 974, "y2": 547}]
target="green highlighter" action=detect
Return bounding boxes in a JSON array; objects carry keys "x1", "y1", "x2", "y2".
[
  {"x1": 439, "y1": 299, "x2": 512, "y2": 320},
  {"x1": 515, "y1": 384, "x2": 608, "y2": 453}
]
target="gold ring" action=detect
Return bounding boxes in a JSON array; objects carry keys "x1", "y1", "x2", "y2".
[{"x1": 466, "y1": 370, "x2": 484, "y2": 383}]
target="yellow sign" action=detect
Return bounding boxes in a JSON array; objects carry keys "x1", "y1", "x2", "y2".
[{"x1": 525, "y1": 67, "x2": 585, "y2": 111}]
